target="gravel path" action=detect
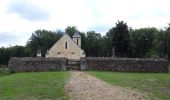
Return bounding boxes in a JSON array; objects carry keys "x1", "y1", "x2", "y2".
[{"x1": 65, "y1": 71, "x2": 147, "y2": 100}]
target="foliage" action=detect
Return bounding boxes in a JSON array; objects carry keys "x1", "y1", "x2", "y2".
[
  {"x1": 109, "y1": 21, "x2": 130, "y2": 57},
  {"x1": 0, "y1": 65, "x2": 10, "y2": 75},
  {"x1": 155, "y1": 28, "x2": 170, "y2": 59},
  {"x1": 0, "y1": 72, "x2": 69, "y2": 100},
  {"x1": 85, "y1": 31, "x2": 102, "y2": 56},
  {"x1": 100, "y1": 36, "x2": 113, "y2": 56},
  {"x1": 2, "y1": 23, "x2": 170, "y2": 65},
  {"x1": 130, "y1": 28, "x2": 157, "y2": 57},
  {"x1": 65, "y1": 26, "x2": 78, "y2": 37},
  {"x1": 89, "y1": 71, "x2": 170, "y2": 100},
  {"x1": 146, "y1": 49, "x2": 160, "y2": 58},
  {"x1": 0, "y1": 46, "x2": 30, "y2": 65},
  {"x1": 26, "y1": 29, "x2": 63, "y2": 57},
  {"x1": 0, "y1": 47, "x2": 11, "y2": 65}
]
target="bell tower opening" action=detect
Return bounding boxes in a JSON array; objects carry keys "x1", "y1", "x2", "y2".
[
  {"x1": 77, "y1": 38, "x2": 79, "y2": 45},
  {"x1": 72, "y1": 31, "x2": 81, "y2": 47}
]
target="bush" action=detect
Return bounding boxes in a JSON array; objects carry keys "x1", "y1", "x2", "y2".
[
  {"x1": 0, "y1": 65, "x2": 10, "y2": 74},
  {"x1": 147, "y1": 49, "x2": 160, "y2": 58}
]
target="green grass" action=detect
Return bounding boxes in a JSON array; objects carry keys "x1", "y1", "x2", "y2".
[
  {"x1": 0, "y1": 71, "x2": 69, "y2": 100},
  {"x1": 0, "y1": 73, "x2": 8, "y2": 77},
  {"x1": 0, "y1": 71, "x2": 10, "y2": 77},
  {"x1": 88, "y1": 71, "x2": 170, "y2": 100}
]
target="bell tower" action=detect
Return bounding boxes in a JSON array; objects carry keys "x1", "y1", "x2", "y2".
[{"x1": 72, "y1": 31, "x2": 81, "y2": 47}]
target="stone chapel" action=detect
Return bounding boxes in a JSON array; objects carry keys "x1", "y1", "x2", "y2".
[{"x1": 46, "y1": 31, "x2": 85, "y2": 60}]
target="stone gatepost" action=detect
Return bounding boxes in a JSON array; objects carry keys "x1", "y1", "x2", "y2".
[{"x1": 80, "y1": 57, "x2": 87, "y2": 71}]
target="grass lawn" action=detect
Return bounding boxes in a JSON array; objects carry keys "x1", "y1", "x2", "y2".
[
  {"x1": 0, "y1": 71, "x2": 69, "y2": 100},
  {"x1": 0, "y1": 73, "x2": 9, "y2": 77},
  {"x1": 88, "y1": 71, "x2": 170, "y2": 100}
]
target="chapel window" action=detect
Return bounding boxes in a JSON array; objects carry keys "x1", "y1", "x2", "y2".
[{"x1": 65, "y1": 41, "x2": 67, "y2": 49}]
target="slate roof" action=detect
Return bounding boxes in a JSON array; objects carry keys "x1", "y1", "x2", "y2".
[{"x1": 72, "y1": 31, "x2": 81, "y2": 38}]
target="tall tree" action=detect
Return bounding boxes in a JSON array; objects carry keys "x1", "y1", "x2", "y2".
[
  {"x1": 130, "y1": 28, "x2": 157, "y2": 57},
  {"x1": 10, "y1": 46, "x2": 31, "y2": 57},
  {"x1": 0, "y1": 46, "x2": 31, "y2": 65},
  {"x1": 0, "y1": 47, "x2": 11, "y2": 65},
  {"x1": 111, "y1": 21, "x2": 130, "y2": 57},
  {"x1": 26, "y1": 29, "x2": 63, "y2": 57},
  {"x1": 156, "y1": 25, "x2": 170, "y2": 59},
  {"x1": 105, "y1": 27, "x2": 115, "y2": 56},
  {"x1": 100, "y1": 36, "x2": 113, "y2": 56},
  {"x1": 65, "y1": 26, "x2": 78, "y2": 37},
  {"x1": 85, "y1": 31, "x2": 102, "y2": 57}
]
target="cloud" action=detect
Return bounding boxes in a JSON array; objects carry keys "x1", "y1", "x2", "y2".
[
  {"x1": 0, "y1": 0, "x2": 170, "y2": 47},
  {"x1": 88, "y1": 24, "x2": 112, "y2": 34},
  {"x1": 0, "y1": 32, "x2": 29, "y2": 47},
  {"x1": 7, "y1": 0, "x2": 50, "y2": 21}
]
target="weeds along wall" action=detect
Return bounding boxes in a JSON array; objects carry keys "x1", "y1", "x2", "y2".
[
  {"x1": 81, "y1": 57, "x2": 169, "y2": 72},
  {"x1": 8, "y1": 57, "x2": 66, "y2": 72}
]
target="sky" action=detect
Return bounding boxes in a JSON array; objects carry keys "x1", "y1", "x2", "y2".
[{"x1": 0, "y1": 0, "x2": 170, "y2": 47}]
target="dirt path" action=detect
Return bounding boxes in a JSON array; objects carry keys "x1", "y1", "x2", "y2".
[{"x1": 65, "y1": 71, "x2": 147, "y2": 100}]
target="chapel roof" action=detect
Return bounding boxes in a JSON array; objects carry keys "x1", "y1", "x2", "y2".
[{"x1": 72, "y1": 31, "x2": 81, "y2": 38}]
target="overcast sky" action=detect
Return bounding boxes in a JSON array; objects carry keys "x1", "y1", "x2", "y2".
[{"x1": 0, "y1": 0, "x2": 170, "y2": 47}]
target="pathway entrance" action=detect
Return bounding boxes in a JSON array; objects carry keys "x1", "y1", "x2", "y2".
[
  {"x1": 65, "y1": 71, "x2": 147, "y2": 100},
  {"x1": 67, "y1": 59, "x2": 80, "y2": 70}
]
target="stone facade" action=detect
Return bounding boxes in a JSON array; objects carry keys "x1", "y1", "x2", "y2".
[
  {"x1": 80, "y1": 57, "x2": 169, "y2": 72},
  {"x1": 46, "y1": 33, "x2": 85, "y2": 60},
  {"x1": 8, "y1": 57, "x2": 66, "y2": 72}
]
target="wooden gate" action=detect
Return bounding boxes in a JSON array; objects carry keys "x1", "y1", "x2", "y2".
[{"x1": 67, "y1": 59, "x2": 80, "y2": 70}]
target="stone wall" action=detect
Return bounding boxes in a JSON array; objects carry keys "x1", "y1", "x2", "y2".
[
  {"x1": 81, "y1": 57, "x2": 169, "y2": 72},
  {"x1": 8, "y1": 57, "x2": 66, "y2": 72}
]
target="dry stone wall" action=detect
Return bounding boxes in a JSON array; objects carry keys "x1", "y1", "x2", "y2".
[
  {"x1": 8, "y1": 57, "x2": 66, "y2": 72},
  {"x1": 81, "y1": 57, "x2": 169, "y2": 72}
]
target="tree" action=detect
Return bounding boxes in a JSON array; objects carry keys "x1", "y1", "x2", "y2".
[
  {"x1": 130, "y1": 28, "x2": 157, "y2": 57},
  {"x1": 10, "y1": 46, "x2": 31, "y2": 57},
  {"x1": 99, "y1": 36, "x2": 113, "y2": 56},
  {"x1": 156, "y1": 25, "x2": 170, "y2": 59},
  {"x1": 26, "y1": 29, "x2": 63, "y2": 57},
  {"x1": 65, "y1": 26, "x2": 78, "y2": 37},
  {"x1": 105, "y1": 27, "x2": 115, "y2": 56},
  {"x1": 111, "y1": 21, "x2": 130, "y2": 57},
  {"x1": 0, "y1": 47, "x2": 11, "y2": 65},
  {"x1": 0, "y1": 46, "x2": 31, "y2": 65},
  {"x1": 85, "y1": 31, "x2": 102, "y2": 57}
]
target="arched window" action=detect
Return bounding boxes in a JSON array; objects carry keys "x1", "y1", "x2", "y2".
[{"x1": 65, "y1": 41, "x2": 67, "y2": 49}]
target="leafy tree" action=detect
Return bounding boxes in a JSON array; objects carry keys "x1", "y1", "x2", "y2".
[
  {"x1": 0, "y1": 46, "x2": 30, "y2": 65},
  {"x1": 85, "y1": 31, "x2": 102, "y2": 57},
  {"x1": 10, "y1": 46, "x2": 31, "y2": 57},
  {"x1": 100, "y1": 36, "x2": 112, "y2": 56},
  {"x1": 110, "y1": 21, "x2": 130, "y2": 57},
  {"x1": 0, "y1": 47, "x2": 11, "y2": 65},
  {"x1": 156, "y1": 26, "x2": 170, "y2": 59},
  {"x1": 130, "y1": 28, "x2": 157, "y2": 57},
  {"x1": 26, "y1": 29, "x2": 63, "y2": 57},
  {"x1": 105, "y1": 27, "x2": 115, "y2": 56},
  {"x1": 65, "y1": 26, "x2": 78, "y2": 37}
]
